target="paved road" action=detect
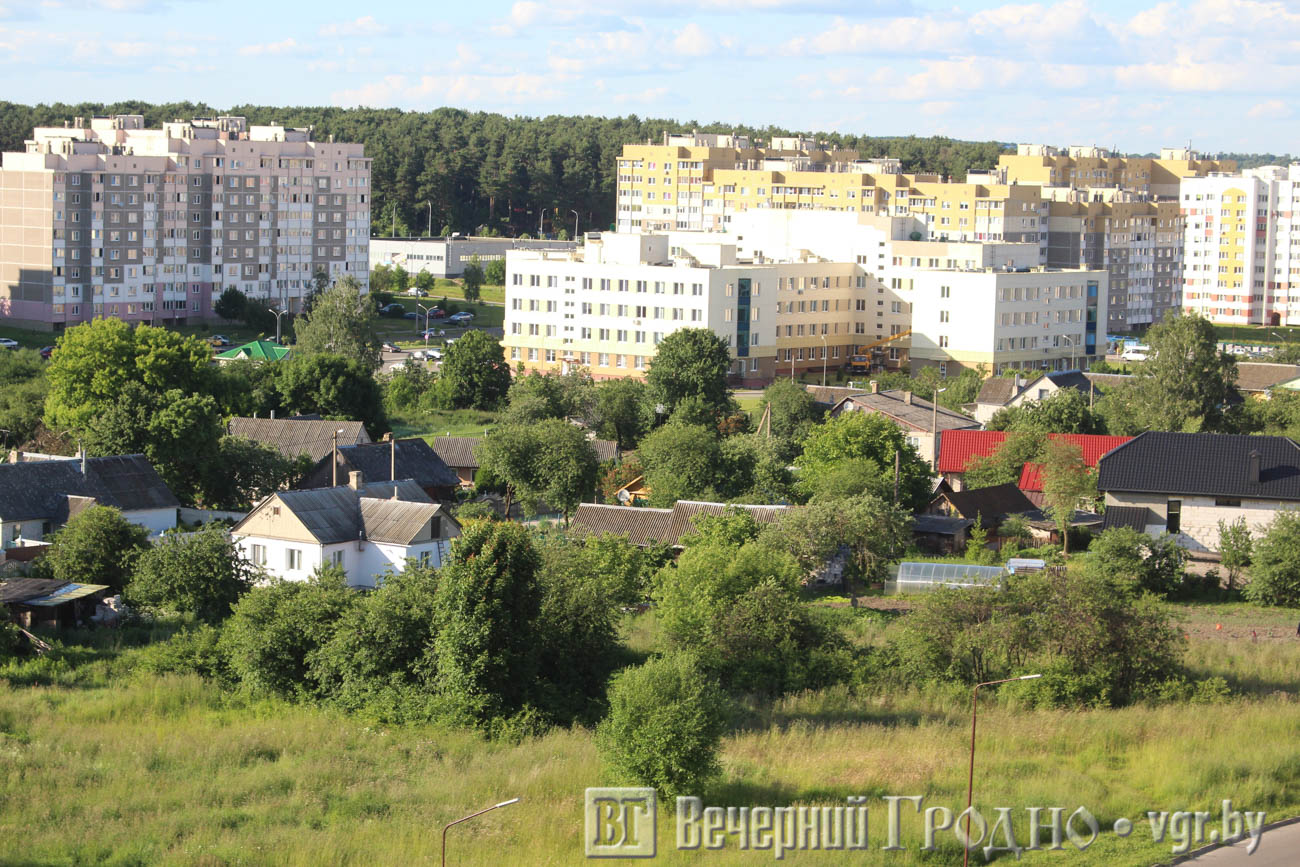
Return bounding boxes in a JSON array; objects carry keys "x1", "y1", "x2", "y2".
[{"x1": 1179, "y1": 819, "x2": 1299, "y2": 865}]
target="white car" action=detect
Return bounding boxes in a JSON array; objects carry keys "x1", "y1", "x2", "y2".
[
  {"x1": 427, "y1": 347, "x2": 443, "y2": 360},
  {"x1": 405, "y1": 287, "x2": 422, "y2": 296},
  {"x1": 0, "y1": 338, "x2": 18, "y2": 350}
]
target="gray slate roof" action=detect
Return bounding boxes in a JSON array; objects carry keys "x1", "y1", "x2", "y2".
[
  {"x1": 0, "y1": 455, "x2": 179, "y2": 523},
  {"x1": 1097, "y1": 432, "x2": 1300, "y2": 501},
  {"x1": 1235, "y1": 362, "x2": 1300, "y2": 393},
  {"x1": 227, "y1": 417, "x2": 370, "y2": 463},
  {"x1": 974, "y1": 377, "x2": 1019, "y2": 406},
  {"x1": 237, "y1": 484, "x2": 452, "y2": 545},
  {"x1": 359, "y1": 479, "x2": 433, "y2": 502},
  {"x1": 431, "y1": 436, "x2": 481, "y2": 469},
  {"x1": 298, "y1": 439, "x2": 460, "y2": 492},
  {"x1": 833, "y1": 390, "x2": 980, "y2": 432},
  {"x1": 930, "y1": 483, "x2": 1037, "y2": 525}
]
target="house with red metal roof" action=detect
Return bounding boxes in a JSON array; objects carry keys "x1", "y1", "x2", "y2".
[{"x1": 937, "y1": 430, "x2": 1132, "y2": 494}]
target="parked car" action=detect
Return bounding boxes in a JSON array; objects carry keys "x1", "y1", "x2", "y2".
[
  {"x1": 403, "y1": 311, "x2": 419, "y2": 320},
  {"x1": 0, "y1": 338, "x2": 18, "y2": 350},
  {"x1": 427, "y1": 307, "x2": 446, "y2": 319},
  {"x1": 405, "y1": 287, "x2": 422, "y2": 296},
  {"x1": 382, "y1": 342, "x2": 401, "y2": 353},
  {"x1": 39, "y1": 345, "x2": 55, "y2": 360},
  {"x1": 426, "y1": 347, "x2": 443, "y2": 360},
  {"x1": 448, "y1": 312, "x2": 475, "y2": 324},
  {"x1": 389, "y1": 359, "x2": 409, "y2": 371},
  {"x1": 208, "y1": 335, "x2": 231, "y2": 347},
  {"x1": 420, "y1": 328, "x2": 447, "y2": 340},
  {"x1": 379, "y1": 303, "x2": 406, "y2": 317}
]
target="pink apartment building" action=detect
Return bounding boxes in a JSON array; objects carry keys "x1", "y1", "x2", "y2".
[{"x1": 0, "y1": 114, "x2": 370, "y2": 331}]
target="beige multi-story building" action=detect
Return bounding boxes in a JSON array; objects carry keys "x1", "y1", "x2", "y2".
[
  {"x1": 997, "y1": 144, "x2": 1236, "y2": 198},
  {"x1": 0, "y1": 114, "x2": 370, "y2": 331},
  {"x1": 1180, "y1": 166, "x2": 1300, "y2": 326},
  {"x1": 503, "y1": 231, "x2": 910, "y2": 385}
]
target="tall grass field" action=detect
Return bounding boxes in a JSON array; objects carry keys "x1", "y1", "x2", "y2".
[{"x1": 1, "y1": 605, "x2": 1297, "y2": 865}]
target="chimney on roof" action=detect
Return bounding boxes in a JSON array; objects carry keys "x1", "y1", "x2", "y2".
[
  {"x1": 1247, "y1": 450, "x2": 1261, "y2": 484},
  {"x1": 869, "y1": 380, "x2": 879, "y2": 394},
  {"x1": 348, "y1": 470, "x2": 364, "y2": 491},
  {"x1": 80, "y1": 449, "x2": 87, "y2": 476},
  {"x1": 270, "y1": 409, "x2": 276, "y2": 419},
  {"x1": 903, "y1": 390, "x2": 913, "y2": 405}
]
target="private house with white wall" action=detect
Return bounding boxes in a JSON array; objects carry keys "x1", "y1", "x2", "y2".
[
  {"x1": 0, "y1": 454, "x2": 178, "y2": 553},
  {"x1": 1097, "y1": 432, "x2": 1300, "y2": 553},
  {"x1": 230, "y1": 474, "x2": 460, "y2": 588}
]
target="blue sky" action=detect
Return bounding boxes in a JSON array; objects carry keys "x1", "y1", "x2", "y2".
[{"x1": 3, "y1": 0, "x2": 1296, "y2": 153}]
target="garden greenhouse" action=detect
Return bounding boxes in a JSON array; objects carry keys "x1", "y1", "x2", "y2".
[{"x1": 884, "y1": 562, "x2": 1007, "y2": 594}]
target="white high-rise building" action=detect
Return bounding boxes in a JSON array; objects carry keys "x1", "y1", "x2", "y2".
[{"x1": 1180, "y1": 166, "x2": 1300, "y2": 326}]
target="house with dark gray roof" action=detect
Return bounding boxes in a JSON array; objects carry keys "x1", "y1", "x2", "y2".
[
  {"x1": 296, "y1": 439, "x2": 460, "y2": 501},
  {"x1": 1097, "y1": 432, "x2": 1300, "y2": 552},
  {"x1": 226, "y1": 417, "x2": 370, "y2": 464},
  {"x1": 0, "y1": 454, "x2": 179, "y2": 552},
  {"x1": 968, "y1": 371, "x2": 1128, "y2": 424},
  {"x1": 231, "y1": 470, "x2": 460, "y2": 588},
  {"x1": 829, "y1": 383, "x2": 979, "y2": 469}
]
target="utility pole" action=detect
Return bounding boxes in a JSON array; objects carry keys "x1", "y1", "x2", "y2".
[{"x1": 570, "y1": 209, "x2": 580, "y2": 241}]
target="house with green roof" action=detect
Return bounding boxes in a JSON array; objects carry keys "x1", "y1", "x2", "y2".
[{"x1": 214, "y1": 340, "x2": 291, "y2": 363}]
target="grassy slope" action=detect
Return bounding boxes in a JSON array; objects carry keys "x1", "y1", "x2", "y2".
[{"x1": 2, "y1": 602, "x2": 1298, "y2": 865}]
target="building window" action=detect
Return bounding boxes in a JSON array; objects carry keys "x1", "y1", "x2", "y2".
[
  {"x1": 1166, "y1": 500, "x2": 1182, "y2": 534},
  {"x1": 250, "y1": 544, "x2": 267, "y2": 566},
  {"x1": 1214, "y1": 497, "x2": 1241, "y2": 508},
  {"x1": 331, "y1": 551, "x2": 344, "y2": 567},
  {"x1": 286, "y1": 548, "x2": 302, "y2": 570}
]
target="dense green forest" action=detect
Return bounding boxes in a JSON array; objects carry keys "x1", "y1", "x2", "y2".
[
  {"x1": 1, "y1": 101, "x2": 1288, "y2": 239},
  {"x1": 0, "y1": 100, "x2": 1010, "y2": 238}
]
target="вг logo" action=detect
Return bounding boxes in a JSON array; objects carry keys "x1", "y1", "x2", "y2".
[{"x1": 585, "y1": 787, "x2": 657, "y2": 858}]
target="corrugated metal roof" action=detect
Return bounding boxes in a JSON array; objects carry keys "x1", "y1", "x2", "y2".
[
  {"x1": 0, "y1": 578, "x2": 71, "y2": 604},
  {"x1": 571, "y1": 503, "x2": 675, "y2": 546},
  {"x1": 298, "y1": 439, "x2": 460, "y2": 492},
  {"x1": 833, "y1": 390, "x2": 980, "y2": 433},
  {"x1": 22, "y1": 582, "x2": 110, "y2": 606},
  {"x1": 937, "y1": 430, "x2": 1008, "y2": 474},
  {"x1": 360, "y1": 498, "x2": 450, "y2": 545},
  {"x1": 0, "y1": 454, "x2": 178, "y2": 522},
  {"x1": 1102, "y1": 506, "x2": 1153, "y2": 532},
  {"x1": 272, "y1": 487, "x2": 365, "y2": 544},
  {"x1": 227, "y1": 417, "x2": 370, "y2": 463},
  {"x1": 215, "y1": 340, "x2": 291, "y2": 362},
  {"x1": 668, "y1": 500, "x2": 788, "y2": 541},
  {"x1": 359, "y1": 479, "x2": 432, "y2": 502},
  {"x1": 431, "y1": 436, "x2": 482, "y2": 469}
]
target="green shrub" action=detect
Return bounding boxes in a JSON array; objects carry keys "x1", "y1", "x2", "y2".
[
  {"x1": 133, "y1": 624, "x2": 230, "y2": 683},
  {"x1": 1244, "y1": 510, "x2": 1300, "y2": 607},
  {"x1": 126, "y1": 525, "x2": 255, "y2": 623},
  {"x1": 220, "y1": 567, "x2": 357, "y2": 699},
  {"x1": 597, "y1": 652, "x2": 730, "y2": 798}
]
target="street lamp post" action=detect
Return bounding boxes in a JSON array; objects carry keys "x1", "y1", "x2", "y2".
[
  {"x1": 417, "y1": 303, "x2": 434, "y2": 349},
  {"x1": 426, "y1": 201, "x2": 433, "y2": 238},
  {"x1": 819, "y1": 334, "x2": 828, "y2": 388},
  {"x1": 570, "y1": 209, "x2": 580, "y2": 241},
  {"x1": 964, "y1": 674, "x2": 1042, "y2": 867},
  {"x1": 271, "y1": 306, "x2": 288, "y2": 345},
  {"x1": 441, "y1": 797, "x2": 521, "y2": 867}
]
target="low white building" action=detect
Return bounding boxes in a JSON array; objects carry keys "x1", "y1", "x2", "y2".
[
  {"x1": 1097, "y1": 432, "x2": 1300, "y2": 553},
  {"x1": 0, "y1": 454, "x2": 179, "y2": 550},
  {"x1": 370, "y1": 236, "x2": 577, "y2": 280},
  {"x1": 231, "y1": 475, "x2": 460, "y2": 588}
]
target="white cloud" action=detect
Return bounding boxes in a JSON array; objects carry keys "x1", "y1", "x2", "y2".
[
  {"x1": 318, "y1": 15, "x2": 387, "y2": 38},
  {"x1": 613, "y1": 86, "x2": 668, "y2": 104},
  {"x1": 1247, "y1": 99, "x2": 1290, "y2": 118},
  {"x1": 672, "y1": 22, "x2": 714, "y2": 56},
  {"x1": 238, "y1": 38, "x2": 300, "y2": 57}
]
